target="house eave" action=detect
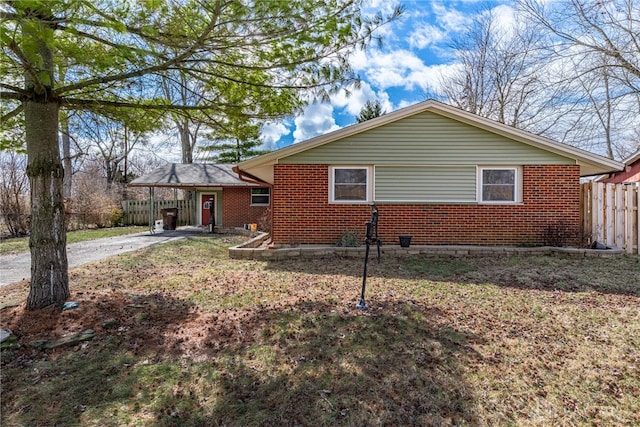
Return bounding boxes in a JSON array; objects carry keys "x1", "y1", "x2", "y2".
[
  {"x1": 623, "y1": 150, "x2": 640, "y2": 165},
  {"x1": 127, "y1": 182, "x2": 258, "y2": 188}
]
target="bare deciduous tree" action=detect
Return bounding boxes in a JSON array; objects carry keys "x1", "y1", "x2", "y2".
[
  {"x1": 0, "y1": 152, "x2": 29, "y2": 237},
  {"x1": 438, "y1": 8, "x2": 569, "y2": 134},
  {"x1": 160, "y1": 71, "x2": 206, "y2": 164},
  {"x1": 518, "y1": 0, "x2": 640, "y2": 158},
  {"x1": 438, "y1": 2, "x2": 639, "y2": 159},
  {"x1": 518, "y1": 0, "x2": 640, "y2": 91}
]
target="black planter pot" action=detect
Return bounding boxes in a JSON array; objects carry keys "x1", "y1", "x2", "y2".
[{"x1": 399, "y1": 235, "x2": 412, "y2": 248}]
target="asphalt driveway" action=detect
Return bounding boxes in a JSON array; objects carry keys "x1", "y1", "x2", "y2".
[{"x1": 0, "y1": 228, "x2": 201, "y2": 287}]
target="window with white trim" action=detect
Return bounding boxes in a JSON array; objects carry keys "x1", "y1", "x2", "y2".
[
  {"x1": 478, "y1": 167, "x2": 521, "y2": 203},
  {"x1": 251, "y1": 187, "x2": 270, "y2": 205},
  {"x1": 330, "y1": 166, "x2": 371, "y2": 203}
]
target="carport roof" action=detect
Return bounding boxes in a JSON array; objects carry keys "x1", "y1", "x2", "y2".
[{"x1": 128, "y1": 163, "x2": 254, "y2": 188}]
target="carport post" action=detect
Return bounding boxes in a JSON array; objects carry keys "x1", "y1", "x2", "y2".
[
  {"x1": 148, "y1": 187, "x2": 155, "y2": 234},
  {"x1": 173, "y1": 188, "x2": 178, "y2": 227}
]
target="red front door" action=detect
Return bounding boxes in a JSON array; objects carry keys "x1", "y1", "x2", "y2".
[{"x1": 201, "y1": 194, "x2": 216, "y2": 226}]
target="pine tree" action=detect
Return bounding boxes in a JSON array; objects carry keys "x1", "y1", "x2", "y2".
[{"x1": 356, "y1": 100, "x2": 386, "y2": 123}]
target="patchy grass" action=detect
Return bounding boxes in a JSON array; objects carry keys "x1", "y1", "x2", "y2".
[
  {"x1": 1, "y1": 235, "x2": 639, "y2": 426},
  {"x1": 0, "y1": 226, "x2": 147, "y2": 256}
]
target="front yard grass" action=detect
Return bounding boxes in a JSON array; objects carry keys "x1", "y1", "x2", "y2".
[{"x1": 1, "y1": 235, "x2": 639, "y2": 426}]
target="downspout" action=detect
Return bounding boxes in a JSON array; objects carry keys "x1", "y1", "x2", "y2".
[{"x1": 233, "y1": 166, "x2": 274, "y2": 246}]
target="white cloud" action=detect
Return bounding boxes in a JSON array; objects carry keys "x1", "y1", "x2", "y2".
[
  {"x1": 331, "y1": 82, "x2": 377, "y2": 116},
  {"x1": 363, "y1": 0, "x2": 401, "y2": 15},
  {"x1": 292, "y1": 103, "x2": 341, "y2": 143},
  {"x1": 432, "y1": 2, "x2": 473, "y2": 33},
  {"x1": 492, "y1": 4, "x2": 516, "y2": 27},
  {"x1": 260, "y1": 121, "x2": 291, "y2": 150},
  {"x1": 354, "y1": 49, "x2": 459, "y2": 93},
  {"x1": 396, "y1": 99, "x2": 420, "y2": 110},
  {"x1": 482, "y1": 4, "x2": 517, "y2": 38},
  {"x1": 331, "y1": 81, "x2": 394, "y2": 122},
  {"x1": 359, "y1": 50, "x2": 426, "y2": 90},
  {"x1": 348, "y1": 49, "x2": 369, "y2": 72},
  {"x1": 334, "y1": 81, "x2": 394, "y2": 113},
  {"x1": 409, "y1": 23, "x2": 446, "y2": 49}
]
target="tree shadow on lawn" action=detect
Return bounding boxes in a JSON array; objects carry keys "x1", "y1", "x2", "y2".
[
  {"x1": 2, "y1": 297, "x2": 483, "y2": 426},
  {"x1": 1, "y1": 290, "x2": 199, "y2": 426},
  {"x1": 187, "y1": 300, "x2": 483, "y2": 426},
  {"x1": 263, "y1": 254, "x2": 640, "y2": 297}
]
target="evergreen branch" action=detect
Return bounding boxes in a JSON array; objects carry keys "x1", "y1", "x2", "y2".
[
  {"x1": 62, "y1": 98, "x2": 225, "y2": 112},
  {"x1": 63, "y1": 98, "x2": 285, "y2": 120},
  {"x1": 56, "y1": 1, "x2": 224, "y2": 95},
  {"x1": 0, "y1": 83, "x2": 30, "y2": 96},
  {"x1": 1, "y1": 104, "x2": 24, "y2": 122},
  {"x1": 6, "y1": 40, "x2": 46, "y2": 95},
  {"x1": 0, "y1": 91, "x2": 27, "y2": 100}
]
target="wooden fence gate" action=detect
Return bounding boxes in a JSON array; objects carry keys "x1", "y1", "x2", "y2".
[
  {"x1": 581, "y1": 182, "x2": 639, "y2": 254},
  {"x1": 121, "y1": 199, "x2": 194, "y2": 227}
]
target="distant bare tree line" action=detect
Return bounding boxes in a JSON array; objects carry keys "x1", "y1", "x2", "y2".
[{"x1": 436, "y1": 0, "x2": 639, "y2": 160}]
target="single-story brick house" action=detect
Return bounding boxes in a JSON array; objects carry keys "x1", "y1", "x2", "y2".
[
  {"x1": 236, "y1": 100, "x2": 623, "y2": 247},
  {"x1": 129, "y1": 163, "x2": 269, "y2": 228},
  {"x1": 598, "y1": 150, "x2": 640, "y2": 184}
]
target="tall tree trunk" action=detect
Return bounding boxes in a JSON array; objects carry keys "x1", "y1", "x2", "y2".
[
  {"x1": 21, "y1": 3, "x2": 70, "y2": 310},
  {"x1": 22, "y1": 2, "x2": 69, "y2": 310},
  {"x1": 25, "y1": 100, "x2": 70, "y2": 310}
]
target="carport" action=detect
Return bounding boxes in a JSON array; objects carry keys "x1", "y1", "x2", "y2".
[{"x1": 128, "y1": 163, "x2": 270, "y2": 232}]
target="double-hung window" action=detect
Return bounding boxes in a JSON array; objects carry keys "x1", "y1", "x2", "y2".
[
  {"x1": 251, "y1": 187, "x2": 270, "y2": 205},
  {"x1": 330, "y1": 166, "x2": 371, "y2": 203},
  {"x1": 478, "y1": 167, "x2": 521, "y2": 203}
]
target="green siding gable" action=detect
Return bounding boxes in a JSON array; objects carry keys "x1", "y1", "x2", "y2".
[{"x1": 280, "y1": 111, "x2": 574, "y2": 166}]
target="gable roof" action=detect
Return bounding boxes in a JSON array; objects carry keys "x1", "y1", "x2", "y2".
[
  {"x1": 238, "y1": 100, "x2": 623, "y2": 181},
  {"x1": 129, "y1": 163, "x2": 255, "y2": 188},
  {"x1": 624, "y1": 150, "x2": 640, "y2": 165}
]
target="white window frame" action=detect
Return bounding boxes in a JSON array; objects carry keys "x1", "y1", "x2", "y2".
[
  {"x1": 329, "y1": 166, "x2": 372, "y2": 203},
  {"x1": 477, "y1": 166, "x2": 522, "y2": 204},
  {"x1": 250, "y1": 187, "x2": 270, "y2": 206}
]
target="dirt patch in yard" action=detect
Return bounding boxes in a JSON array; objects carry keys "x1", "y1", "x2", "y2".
[{"x1": 1, "y1": 234, "x2": 250, "y2": 359}]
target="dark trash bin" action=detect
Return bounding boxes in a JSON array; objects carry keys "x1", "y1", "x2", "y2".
[
  {"x1": 161, "y1": 208, "x2": 178, "y2": 230},
  {"x1": 399, "y1": 235, "x2": 412, "y2": 248}
]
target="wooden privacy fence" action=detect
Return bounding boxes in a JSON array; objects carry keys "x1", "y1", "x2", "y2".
[
  {"x1": 122, "y1": 199, "x2": 194, "y2": 227},
  {"x1": 581, "y1": 182, "x2": 639, "y2": 254}
]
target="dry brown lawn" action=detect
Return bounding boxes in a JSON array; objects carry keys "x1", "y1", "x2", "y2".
[{"x1": 1, "y1": 234, "x2": 639, "y2": 426}]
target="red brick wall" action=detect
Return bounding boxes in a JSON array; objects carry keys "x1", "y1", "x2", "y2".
[
  {"x1": 272, "y1": 164, "x2": 581, "y2": 246},
  {"x1": 222, "y1": 187, "x2": 269, "y2": 227}
]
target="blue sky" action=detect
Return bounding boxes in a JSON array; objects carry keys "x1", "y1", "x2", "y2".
[{"x1": 259, "y1": 0, "x2": 514, "y2": 150}]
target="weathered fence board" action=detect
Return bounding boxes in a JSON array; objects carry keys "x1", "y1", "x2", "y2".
[
  {"x1": 122, "y1": 199, "x2": 194, "y2": 227},
  {"x1": 581, "y1": 182, "x2": 638, "y2": 254}
]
